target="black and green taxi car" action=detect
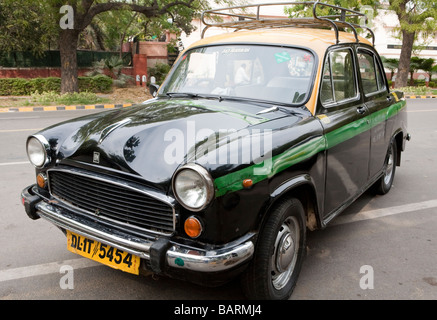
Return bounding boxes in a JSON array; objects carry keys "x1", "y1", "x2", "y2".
[{"x1": 21, "y1": 2, "x2": 409, "y2": 300}]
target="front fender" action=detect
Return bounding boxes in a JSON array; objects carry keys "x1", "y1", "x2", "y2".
[{"x1": 258, "y1": 174, "x2": 322, "y2": 233}]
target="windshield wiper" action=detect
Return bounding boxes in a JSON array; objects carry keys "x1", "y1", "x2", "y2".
[
  {"x1": 256, "y1": 106, "x2": 279, "y2": 115},
  {"x1": 165, "y1": 92, "x2": 200, "y2": 98},
  {"x1": 165, "y1": 92, "x2": 275, "y2": 105},
  {"x1": 163, "y1": 93, "x2": 307, "y2": 115}
]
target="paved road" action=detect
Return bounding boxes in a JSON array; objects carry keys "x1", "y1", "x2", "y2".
[{"x1": 0, "y1": 100, "x2": 436, "y2": 303}]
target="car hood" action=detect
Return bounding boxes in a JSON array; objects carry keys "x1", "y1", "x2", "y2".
[{"x1": 40, "y1": 98, "x2": 305, "y2": 189}]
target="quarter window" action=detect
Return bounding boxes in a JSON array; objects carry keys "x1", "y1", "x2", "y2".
[
  {"x1": 320, "y1": 49, "x2": 357, "y2": 105},
  {"x1": 358, "y1": 50, "x2": 386, "y2": 96},
  {"x1": 320, "y1": 58, "x2": 334, "y2": 104}
]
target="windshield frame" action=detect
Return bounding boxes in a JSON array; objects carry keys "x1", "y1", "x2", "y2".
[{"x1": 158, "y1": 42, "x2": 319, "y2": 108}]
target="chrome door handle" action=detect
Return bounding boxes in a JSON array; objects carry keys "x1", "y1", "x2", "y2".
[{"x1": 357, "y1": 106, "x2": 367, "y2": 115}]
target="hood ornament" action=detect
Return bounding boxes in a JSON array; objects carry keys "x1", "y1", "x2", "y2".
[{"x1": 93, "y1": 152, "x2": 100, "y2": 164}]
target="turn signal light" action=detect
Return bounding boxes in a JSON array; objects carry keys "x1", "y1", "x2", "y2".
[
  {"x1": 184, "y1": 216, "x2": 203, "y2": 238},
  {"x1": 37, "y1": 173, "x2": 47, "y2": 189},
  {"x1": 243, "y1": 179, "x2": 253, "y2": 188}
]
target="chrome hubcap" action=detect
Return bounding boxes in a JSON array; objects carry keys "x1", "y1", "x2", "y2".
[
  {"x1": 384, "y1": 148, "x2": 394, "y2": 185},
  {"x1": 277, "y1": 233, "x2": 295, "y2": 272},
  {"x1": 271, "y1": 216, "x2": 299, "y2": 290}
]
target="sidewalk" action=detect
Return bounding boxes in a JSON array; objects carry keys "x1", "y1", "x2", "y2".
[{"x1": 0, "y1": 103, "x2": 133, "y2": 113}]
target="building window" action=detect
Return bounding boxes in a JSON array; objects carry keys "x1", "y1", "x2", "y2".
[{"x1": 388, "y1": 44, "x2": 437, "y2": 50}]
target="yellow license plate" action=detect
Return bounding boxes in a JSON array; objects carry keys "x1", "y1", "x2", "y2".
[{"x1": 67, "y1": 231, "x2": 140, "y2": 275}]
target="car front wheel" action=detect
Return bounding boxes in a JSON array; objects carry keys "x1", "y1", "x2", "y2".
[{"x1": 241, "y1": 197, "x2": 306, "y2": 300}]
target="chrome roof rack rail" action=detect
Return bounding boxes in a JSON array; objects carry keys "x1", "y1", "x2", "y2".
[{"x1": 201, "y1": 1, "x2": 375, "y2": 45}]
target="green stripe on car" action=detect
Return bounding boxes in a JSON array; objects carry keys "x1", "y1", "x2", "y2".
[{"x1": 214, "y1": 100, "x2": 406, "y2": 197}]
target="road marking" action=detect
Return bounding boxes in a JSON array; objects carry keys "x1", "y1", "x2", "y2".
[
  {"x1": 0, "y1": 116, "x2": 41, "y2": 120},
  {"x1": 0, "y1": 258, "x2": 100, "y2": 283},
  {"x1": 0, "y1": 161, "x2": 29, "y2": 166},
  {"x1": 0, "y1": 128, "x2": 42, "y2": 133},
  {"x1": 331, "y1": 199, "x2": 437, "y2": 226},
  {"x1": 407, "y1": 110, "x2": 437, "y2": 113}
]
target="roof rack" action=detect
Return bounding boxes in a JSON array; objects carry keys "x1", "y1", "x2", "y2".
[{"x1": 201, "y1": 1, "x2": 375, "y2": 46}]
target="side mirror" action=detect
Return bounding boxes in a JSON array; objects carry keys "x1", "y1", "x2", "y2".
[
  {"x1": 148, "y1": 76, "x2": 159, "y2": 97},
  {"x1": 149, "y1": 84, "x2": 159, "y2": 97}
]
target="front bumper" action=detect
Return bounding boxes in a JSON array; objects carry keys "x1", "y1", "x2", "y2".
[{"x1": 21, "y1": 185, "x2": 255, "y2": 276}]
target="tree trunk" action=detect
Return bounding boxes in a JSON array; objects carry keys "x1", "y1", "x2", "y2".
[
  {"x1": 410, "y1": 71, "x2": 415, "y2": 86},
  {"x1": 59, "y1": 29, "x2": 80, "y2": 93},
  {"x1": 395, "y1": 30, "x2": 415, "y2": 88}
]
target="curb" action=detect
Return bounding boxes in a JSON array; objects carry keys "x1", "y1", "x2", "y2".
[
  {"x1": 1, "y1": 96, "x2": 435, "y2": 113},
  {"x1": 405, "y1": 95, "x2": 437, "y2": 99},
  {"x1": 0, "y1": 103, "x2": 133, "y2": 113}
]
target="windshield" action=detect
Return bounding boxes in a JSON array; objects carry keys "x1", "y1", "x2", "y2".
[{"x1": 160, "y1": 45, "x2": 316, "y2": 106}]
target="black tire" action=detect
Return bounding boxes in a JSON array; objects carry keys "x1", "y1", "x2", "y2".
[
  {"x1": 241, "y1": 198, "x2": 306, "y2": 300},
  {"x1": 374, "y1": 139, "x2": 397, "y2": 195}
]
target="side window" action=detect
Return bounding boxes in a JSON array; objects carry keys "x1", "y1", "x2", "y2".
[
  {"x1": 320, "y1": 58, "x2": 334, "y2": 104},
  {"x1": 375, "y1": 59, "x2": 387, "y2": 91},
  {"x1": 320, "y1": 48, "x2": 357, "y2": 105},
  {"x1": 358, "y1": 50, "x2": 386, "y2": 96}
]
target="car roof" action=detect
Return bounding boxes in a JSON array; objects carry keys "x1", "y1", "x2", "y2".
[{"x1": 187, "y1": 27, "x2": 373, "y2": 57}]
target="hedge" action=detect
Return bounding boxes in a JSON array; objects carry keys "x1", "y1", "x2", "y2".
[{"x1": 0, "y1": 75, "x2": 113, "y2": 96}]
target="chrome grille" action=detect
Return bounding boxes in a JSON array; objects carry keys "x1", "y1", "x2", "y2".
[{"x1": 48, "y1": 170, "x2": 175, "y2": 236}]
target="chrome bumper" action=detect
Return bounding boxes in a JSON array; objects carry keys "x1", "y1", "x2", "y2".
[{"x1": 26, "y1": 188, "x2": 254, "y2": 274}]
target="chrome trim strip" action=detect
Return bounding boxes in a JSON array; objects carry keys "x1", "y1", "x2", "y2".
[{"x1": 167, "y1": 240, "x2": 254, "y2": 272}]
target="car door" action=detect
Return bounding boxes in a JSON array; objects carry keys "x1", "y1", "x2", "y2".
[
  {"x1": 317, "y1": 46, "x2": 371, "y2": 218},
  {"x1": 356, "y1": 48, "x2": 393, "y2": 180}
]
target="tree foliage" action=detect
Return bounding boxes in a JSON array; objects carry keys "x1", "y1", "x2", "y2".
[
  {"x1": 0, "y1": 0, "x2": 57, "y2": 54},
  {"x1": 285, "y1": 1, "x2": 380, "y2": 23},
  {"x1": 430, "y1": 65, "x2": 437, "y2": 83},
  {"x1": 285, "y1": 0, "x2": 437, "y2": 88},
  {"x1": 387, "y1": 0, "x2": 437, "y2": 87},
  {"x1": 381, "y1": 56, "x2": 400, "y2": 80},
  {"x1": 0, "y1": 0, "x2": 235, "y2": 93},
  {"x1": 409, "y1": 57, "x2": 435, "y2": 84},
  {"x1": 6, "y1": 0, "x2": 435, "y2": 93}
]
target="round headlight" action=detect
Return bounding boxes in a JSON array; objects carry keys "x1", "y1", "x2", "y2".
[
  {"x1": 173, "y1": 164, "x2": 214, "y2": 211},
  {"x1": 26, "y1": 135, "x2": 49, "y2": 168}
]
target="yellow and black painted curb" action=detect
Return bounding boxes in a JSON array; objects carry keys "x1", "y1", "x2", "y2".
[
  {"x1": 0, "y1": 96, "x2": 435, "y2": 113},
  {"x1": 0, "y1": 103, "x2": 133, "y2": 113},
  {"x1": 405, "y1": 95, "x2": 437, "y2": 99}
]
